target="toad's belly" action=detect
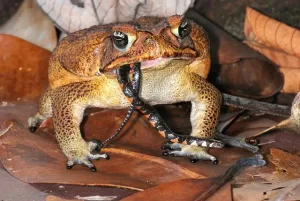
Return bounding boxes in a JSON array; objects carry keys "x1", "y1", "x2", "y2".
[{"x1": 92, "y1": 64, "x2": 194, "y2": 109}]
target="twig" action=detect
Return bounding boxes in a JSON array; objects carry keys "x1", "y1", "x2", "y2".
[
  {"x1": 222, "y1": 93, "x2": 291, "y2": 117},
  {"x1": 0, "y1": 122, "x2": 13, "y2": 137}
]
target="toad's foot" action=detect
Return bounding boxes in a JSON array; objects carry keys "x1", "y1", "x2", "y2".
[
  {"x1": 162, "y1": 142, "x2": 218, "y2": 164},
  {"x1": 65, "y1": 140, "x2": 110, "y2": 172}
]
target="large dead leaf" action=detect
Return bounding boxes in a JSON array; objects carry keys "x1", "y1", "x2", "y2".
[
  {"x1": 121, "y1": 178, "x2": 232, "y2": 201},
  {"x1": 244, "y1": 40, "x2": 300, "y2": 68},
  {"x1": 36, "y1": 0, "x2": 194, "y2": 33},
  {"x1": 268, "y1": 148, "x2": 300, "y2": 178},
  {"x1": 0, "y1": 34, "x2": 50, "y2": 102},
  {"x1": 0, "y1": 0, "x2": 57, "y2": 51},
  {"x1": 0, "y1": 101, "x2": 256, "y2": 191},
  {"x1": 233, "y1": 179, "x2": 300, "y2": 201},
  {"x1": 279, "y1": 68, "x2": 300, "y2": 93},
  {"x1": 244, "y1": 7, "x2": 300, "y2": 57},
  {"x1": 213, "y1": 58, "x2": 283, "y2": 99}
]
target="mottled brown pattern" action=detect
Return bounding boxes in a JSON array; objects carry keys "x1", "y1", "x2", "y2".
[{"x1": 29, "y1": 15, "x2": 221, "y2": 169}]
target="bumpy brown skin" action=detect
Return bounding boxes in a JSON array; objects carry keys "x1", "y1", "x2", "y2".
[{"x1": 28, "y1": 15, "x2": 222, "y2": 170}]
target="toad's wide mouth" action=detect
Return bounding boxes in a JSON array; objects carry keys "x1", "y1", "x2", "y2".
[{"x1": 106, "y1": 56, "x2": 193, "y2": 74}]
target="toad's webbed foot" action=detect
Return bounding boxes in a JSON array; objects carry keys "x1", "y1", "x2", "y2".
[
  {"x1": 65, "y1": 140, "x2": 109, "y2": 172},
  {"x1": 162, "y1": 142, "x2": 218, "y2": 164}
]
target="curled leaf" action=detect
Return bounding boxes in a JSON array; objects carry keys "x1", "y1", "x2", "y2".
[
  {"x1": 279, "y1": 68, "x2": 300, "y2": 93},
  {"x1": 215, "y1": 58, "x2": 283, "y2": 99},
  {"x1": 244, "y1": 7, "x2": 300, "y2": 57},
  {"x1": 244, "y1": 40, "x2": 300, "y2": 68}
]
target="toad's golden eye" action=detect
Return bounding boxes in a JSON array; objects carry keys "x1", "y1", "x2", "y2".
[
  {"x1": 171, "y1": 19, "x2": 192, "y2": 39},
  {"x1": 112, "y1": 31, "x2": 136, "y2": 52}
]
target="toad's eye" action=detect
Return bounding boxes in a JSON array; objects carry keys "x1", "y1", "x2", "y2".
[
  {"x1": 113, "y1": 31, "x2": 128, "y2": 49},
  {"x1": 113, "y1": 31, "x2": 136, "y2": 52},
  {"x1": 171, "y1": 19, "x2": 192, "y2": 39}
]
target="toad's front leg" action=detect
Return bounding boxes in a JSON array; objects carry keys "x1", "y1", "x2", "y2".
[{"x1": 51, "y1": 85, "x2": 109, "y2": 172}]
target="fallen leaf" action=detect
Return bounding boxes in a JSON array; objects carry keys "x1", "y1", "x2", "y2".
[
  {"x1": 279, "y1": 68, "x2": 300, "y2": 93},
  {"x1": 0, "y1": 101, "x2": 256, "y2": 191},
  {"x1": 268, "y1": 148, "x2": 300, "y2": 178},
  {"x1": 36, "y1": 0, "x2": 194, "y2": 33},
  {"x1": 244, "y1": 7, "x2": 300, "y2": 57},
  {"x1": 0, "y1": 0, "x2": 57, "y2": 51},
  {"x1": 244, "y1": 40, "x2": 300, "y2": 68},
  {"x1": 214, "y1": 58, "x2": 283, "y2": 99},
  {"x1": 0, "y1": 34, "x2": 50, "y2": 102},
  {"x1": 233, "y1": 179, "x2": 300, "y2": 201},
  {"x1": 121, "y1": 178, "x2": 231, "y2": 201}
]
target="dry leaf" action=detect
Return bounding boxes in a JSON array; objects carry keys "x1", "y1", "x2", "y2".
[
  {"x1": 279, "y1": 68, "x2": 300, "y2": 93},
  {"x1": 233, "y1": 179, "x2": 300, "y2": 201},
  {"x1": 214, "y1": 58, "x2": 283, "y2": 99},
  {"x1": 244, "y1": 7, "x2": 300, "y2": 57},
  {"x1": 36, "y1": 0, "x2": 194, "y2": 33},
  {"x1": 0, "y1": 101, "x2": 257, "y2": 191},
  {"x1": 0, "y1": 34, "x2": 50, "y2": 102},
  {"x1": 0, "y1": 0, "x2": 57, "y2": 51},
  {"x1": 121, "y1": 178, "x2": 232, "y2": 201},
  {"x1": 244, "y1": 40, "x2": 300, "y2": 68},
  {"x1": 268, "y1": 148, "x2": 300, "y2": 178}
]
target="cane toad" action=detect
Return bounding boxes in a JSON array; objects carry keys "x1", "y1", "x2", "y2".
[{"x1": 28, "y1": 15, "x2": 222, "y2": 171}]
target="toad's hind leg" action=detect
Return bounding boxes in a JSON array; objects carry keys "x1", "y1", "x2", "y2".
[
  {"x1": 51, "y1": 83, "x2": 109, "y2": 172},
  {"x1": 28, "y1": 88, "x2": 53, "y2": 132},
  {"x1": 163, "y1": 73, "x2": 222, "y2": 163}
]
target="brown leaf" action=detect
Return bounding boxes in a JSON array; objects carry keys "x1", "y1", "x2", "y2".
[
  {"x1": 214, "y1": 58, "x2": 283, "y2": 98},
  {"x1": 0, "y1": 34, "x2": 50, "y2": 102},
  {"x1": 244, "y1": 40, "x2": 300, "y2": 68},
  {"x1": 0, "y1": 102, "x2": 254, "y2": 191},
  {"x1": 0, "y1": 121, "x2": 202, "y2": 190},
  {"x1": 244, "y1": 7, "x2": 300, "y2": 57},
  {"x1": 0, "y1": 0, "x2": 57, "y2": 51},
  {"x1": 233, "y1": 179, "x2": 300, "y2": 201},
  {"x1": 279, "y1": 68, "x2": 300, "y2": 93},
  {"x1": 268, "y1": 148, "x2": 300, "y2": 178},
  {"x1": 121, "y1": 178, "x2": 232, "y2": 201}
]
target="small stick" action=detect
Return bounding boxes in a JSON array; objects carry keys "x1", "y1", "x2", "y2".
[{"x1": 222, "y1": 93, "x2": 291, "y2": 117}]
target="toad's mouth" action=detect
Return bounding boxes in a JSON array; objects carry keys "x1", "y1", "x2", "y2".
[{"x1": 108, "y1": 56, "x2": 193, "y2": 74}]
